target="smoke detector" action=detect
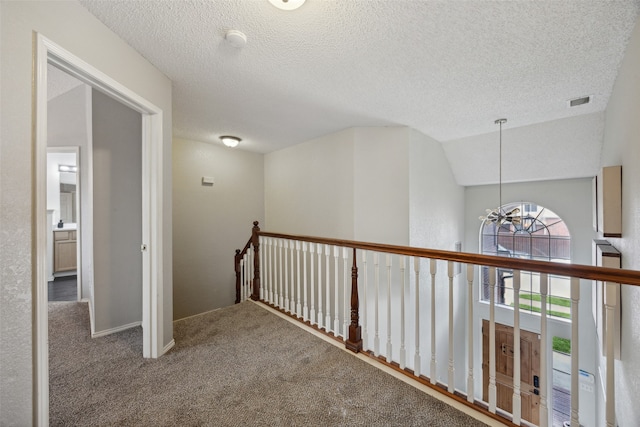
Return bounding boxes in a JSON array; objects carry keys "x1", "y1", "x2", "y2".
[{"x1": 225, "y1": 30, "x2": 247, "y2": 49}]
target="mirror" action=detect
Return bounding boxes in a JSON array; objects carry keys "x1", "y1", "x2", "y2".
[
  {"x1": 59, "y1": 176, "x2": 76, "y2": 223},
  {"x1": 47, "y1": 151, "x2": 77, "y2": 226}
]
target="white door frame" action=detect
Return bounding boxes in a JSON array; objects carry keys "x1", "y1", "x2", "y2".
[{"x1": 34, "y1": 33, "x2": 165, "y2": 425}]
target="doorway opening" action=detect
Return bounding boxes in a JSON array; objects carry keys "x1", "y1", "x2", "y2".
[
  {"x1": 46, "y1": 147, "x2": 81, "y2": 302},
  {"x1": 34, "y1": 33, "x2": 167, "y2": 425}
]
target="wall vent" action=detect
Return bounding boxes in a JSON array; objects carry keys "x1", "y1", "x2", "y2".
[{"x1": 569, "y1": 96, "x2": 591, "y2": 107}]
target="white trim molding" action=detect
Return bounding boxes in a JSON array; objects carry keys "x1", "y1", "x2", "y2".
[{"x1": 91, "y1": 321, "x2": 143, "y2": 338}]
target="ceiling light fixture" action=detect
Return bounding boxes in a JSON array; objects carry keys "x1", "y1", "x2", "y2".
[
  {"x1": 220, "y1": 135, "x2": 241, "y2": 148},
  {"x1": 268, "y1": 0, "x2": 306, "y2": 11},
  {"x1": 58, "y1": 164, "x2": 77, "y2": 173},
  {"x1": 479, "y1": 119, "x2": 521, "y2": 226}
]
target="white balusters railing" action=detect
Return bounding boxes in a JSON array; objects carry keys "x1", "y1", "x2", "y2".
[
  {"x1": 488, "y1": 266, "x2": 497, "y2": 413},
  {"x1": 399, "y1": 256, "x2": 406, "y2": 370},
  {"x1": 414, "y1": 257, "x2": 421, "y2": 378},
  {"x1": 447, "y1": 261, "x2": 454, "y2": 393},
  {"x1": 540, "y1": 273, "x2": 549, "y2": 427},
  {"x1": 430, "y1": 259, "x2": 437, "y2": 385},
  {"x1": 235, "y1": 224, "x2": 640, "y2": 427},
  {"x1": 466, "y1": 264, "x2": 474, "y2": 403},
  {"x1": 512, "y1": 270, "x2": 522, "y2": 424},
  {"x1": 362, "y1": 250, "x2": 368, "y2": 350},
  {"x1": 334, "y1": 245, "x2": 340, "y2": 335}
]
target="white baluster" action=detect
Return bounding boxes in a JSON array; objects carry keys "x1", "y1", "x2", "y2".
[
  {"x1": 539, "y1": 273, "x2": 549, "y2": 427},
  {"x1": 512, "y1": 269, "x2": 522, "y2": 424},
  {"x1": 317, "y1": 244, "x2": 323, "y2": 330},
  {"x1": 258, "y1": 236, "x2": 266, "y2": 300},
  {"x1": 303, "y1": 242, "x2": 309, "y2": 321},
  {"x1": 400, "y1": 256, "x2": 406, "y2": 370},
  {"x1": 362, "y1": 250, "x2": 369, "y2": 350},
  {"x1": 245, "y1": 253, "x2": 250, "y2": 300},
  {"x1": 290, "y1": 240, "x2": 295, "y2": 313},
  {"x1": 374, "y1": 252, "x2": 380, "y2": 356},
  {"x1": 284, "y1": 240, "x2": 290, "y2": 312},
  {"x1": 466, "y1": 264, "x2": 474, "y2": 403},
  {"x1": 310, "y1": 243, "x2": 316, "y2": 325},
  {"x1": 488, "y1": 266, "x2": 497, "y2": 413},
  {"x1": 248, "y1": 247, "x2": 253, "y2": 299},
  {"x1": 268, "y1": 238, "x2": 274, "y2": 304},
  {"x1": 430, "y1": 259, "x2": 437, "y2": 385},
  {"x1": 343, "y1": 247, "x2": 349, "y2": 338},
  {"x1": 570, "y1": 277, "x2": 580, "y2": 427},
  {"x1": 334, "y1": 245, "x2": 340, "y2": 335},
  {"x1": 296, "y1": 241, "x2": 302, "y2": 317},
  {"x1": 270, "y1": 238, "x2": 276, "y2": 304},
  {"x1": 325, "y1": 244, "x2": 331, "y2": 332},
  {"x1": 240, "y1": 257, "x2": 245, "y2": 301},
  {"x1": 605, "y1": 280, "x2": 617, "y2": 427},
  {"x1": 386, "y1": 254, "x2": 393, "y2": 362},
  {"x1": 278, "y1": 239, "x2": 284, "y2": 309},
  {"x1": 414, "y1": 257, "x2": 421, "y2": 378},
  {"x1": 447, "y1": 261, "x2": 454, "y2": 393}
]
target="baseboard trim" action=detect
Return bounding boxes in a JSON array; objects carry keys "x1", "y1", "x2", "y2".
[
  {"x1": 92, "y1": 321, "x2": 141, "y2": 338},
  {"x1": 162, "y1": 339, "x2": 176, "y2": 355}
]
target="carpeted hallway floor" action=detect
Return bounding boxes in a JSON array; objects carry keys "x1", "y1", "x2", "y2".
[{"x1": 49, "y1": 301, "x2": 489, "y2": 426}]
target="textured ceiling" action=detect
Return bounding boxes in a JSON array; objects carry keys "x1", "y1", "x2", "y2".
[{"x1": 77, "y1": 0, "x2": 639, "y2": 185}]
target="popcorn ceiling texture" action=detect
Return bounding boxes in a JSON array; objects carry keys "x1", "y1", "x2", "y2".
[{"x1": 79, "y1": 0, "x2": 639, "y2": 182}]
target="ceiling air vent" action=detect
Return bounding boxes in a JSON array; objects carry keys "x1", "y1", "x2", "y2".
[{"x1": 568, "y1": 95, "x2": 591, "y2": 107}]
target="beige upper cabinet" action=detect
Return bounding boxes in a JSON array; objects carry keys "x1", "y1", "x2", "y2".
[{"x1": 595, "y1": 165, "x2": 622, "y2": 238}]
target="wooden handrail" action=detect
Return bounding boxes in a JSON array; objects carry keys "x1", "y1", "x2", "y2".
[{"x1": 259, "y1": 230, "x2": 640, "y2": 286}]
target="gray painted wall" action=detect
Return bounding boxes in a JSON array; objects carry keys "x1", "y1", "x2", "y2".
[
  {"x1": 601, "y1": 14, "x2": 640, "y2": 427},
  {"x1": 0, "y1": 2, "x2": 173, "y2": 423},
  {"x1": 92, "y1": 89, "x2": 143, "y2": 332},
  {"x1": 172, "y1": 138, "x2": 265, "y2": 319}
]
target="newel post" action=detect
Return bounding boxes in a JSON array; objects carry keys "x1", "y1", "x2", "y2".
[
  {"x1": 251, "y1": 221, "x2": 261, "y2": 301},
  {"x1": 346, "y1": 247, "x2": 363, "y2": 353},
  {"x1": 234, "y1": 249, "x2": 241, "y2": 303}
]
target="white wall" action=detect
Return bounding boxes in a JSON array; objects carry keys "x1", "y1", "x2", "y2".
[
  {"x1": 354, "y1": 127, "x2": 410, "y2": 245},
  {"x1": 600, "y1": 14, "x2": 640, "y2": 427},
  {"x1": 464, "y1": 178, "x2": 598, "y2": 424},
  {"x1": 265, "y1": 128, "x2": 355, "y2": 238},
  {"x1": 0, "y1": 2, "x2": 173, "y2": 423},
  {"x1": 408, "y1": 129, "x2": 466, "y2": 387},
  {"x1": 172, "y1": 138, "x2": 265, "y2": 319}
]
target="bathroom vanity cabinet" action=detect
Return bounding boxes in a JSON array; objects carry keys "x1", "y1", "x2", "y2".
[{"x1": 54, "y1": 229, "x2": 77, "y2": 272}]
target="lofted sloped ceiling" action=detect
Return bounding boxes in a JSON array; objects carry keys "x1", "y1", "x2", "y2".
[{"x1": 79, "y1": 0, "x2": 639, "y2": 185}]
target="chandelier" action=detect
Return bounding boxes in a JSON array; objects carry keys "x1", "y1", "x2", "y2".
[{"x1": 479, "y1": 119, "x2": 521, "y2": 225}]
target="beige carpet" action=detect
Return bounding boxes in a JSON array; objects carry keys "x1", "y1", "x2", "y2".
[{"x1": 49, "y1": 301, "x2": 488, "y2": 426}]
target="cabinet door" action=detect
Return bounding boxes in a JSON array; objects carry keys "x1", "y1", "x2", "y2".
[{"x1": 54, "y1": 240, "x2": 77, "y2": 272}]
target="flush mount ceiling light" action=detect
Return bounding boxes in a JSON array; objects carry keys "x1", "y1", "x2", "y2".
[
  {"x1": 220, "y1": 135, "x2": 241, "y2": 148},
  {"x1": 479, "y1": 119, "x2": 521, "y2": 226},
  {"x1": 268, "y1": 0, "x2": 306, "y2": 11}
]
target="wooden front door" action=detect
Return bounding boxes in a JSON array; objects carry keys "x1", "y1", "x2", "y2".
[{"x1": 482, "y1": 320, "x2": 540, "y2": 424}]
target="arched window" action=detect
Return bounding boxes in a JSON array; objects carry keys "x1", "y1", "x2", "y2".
[{"x1": 480, "y1": 202, "x2": 572, "y2": 319}]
